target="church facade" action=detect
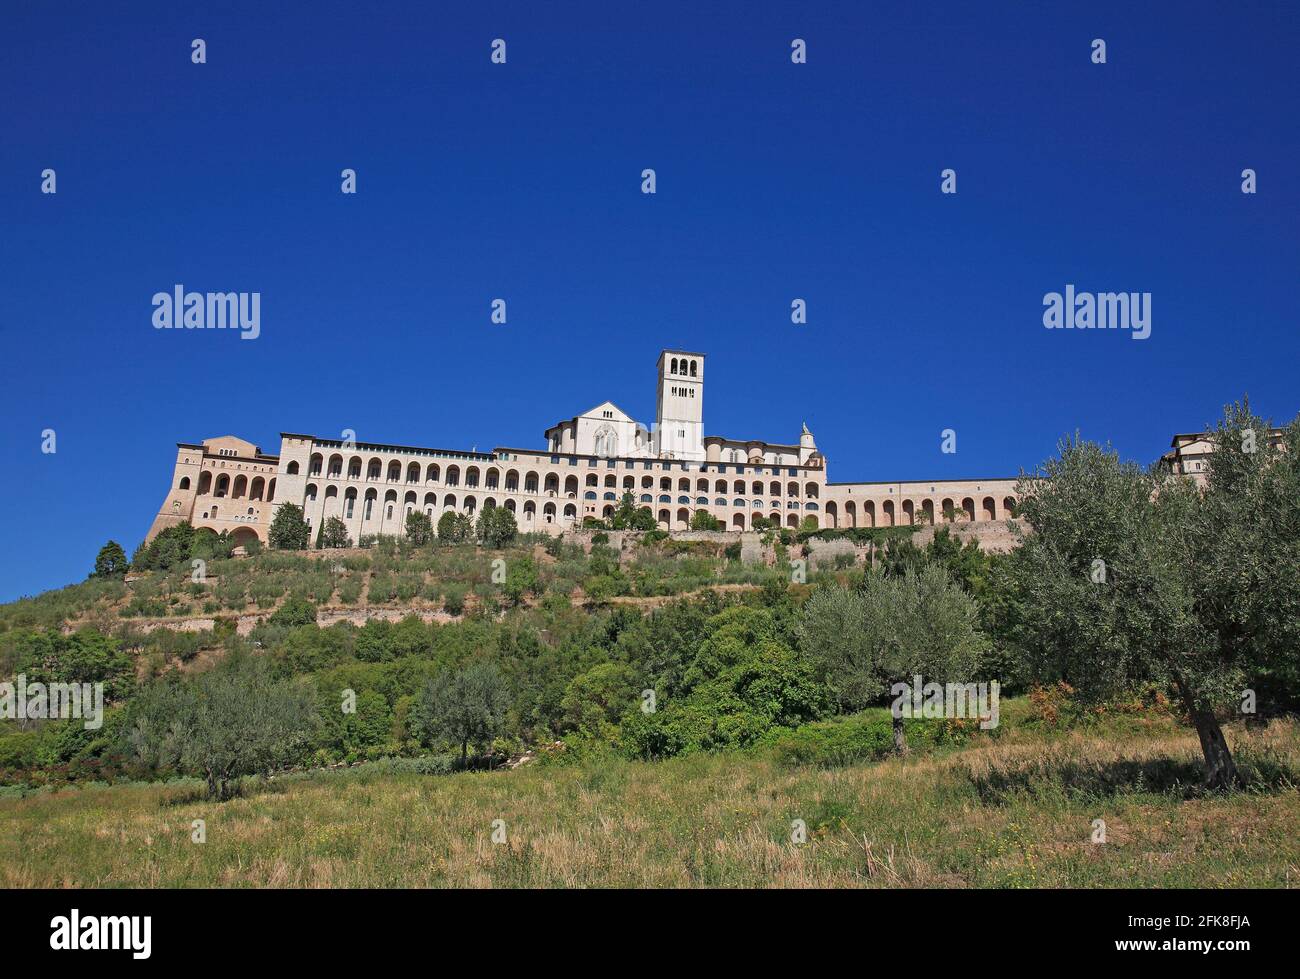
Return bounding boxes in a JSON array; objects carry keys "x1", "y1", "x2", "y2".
[{"x1": 146, "y1": 349, "x2": 1025, "y2": 547}]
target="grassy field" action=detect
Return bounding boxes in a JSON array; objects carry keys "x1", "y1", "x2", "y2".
[{"x1": 3, "y1": 709, "x2": 1298, "y2": 888}]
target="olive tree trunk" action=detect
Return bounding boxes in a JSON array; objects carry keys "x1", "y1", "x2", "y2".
[
  {"x1": 1174, "y1": 674, "x2": 1239, "y2": 790},
  {"x1": 892, "y1": 715, "x2": 909, "y2": 755}
]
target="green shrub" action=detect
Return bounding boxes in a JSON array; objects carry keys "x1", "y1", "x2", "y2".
[{"x1": 767, "y1": 710, "x2": 971, "y2": 768}]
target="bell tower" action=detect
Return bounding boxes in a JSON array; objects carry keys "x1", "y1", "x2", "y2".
[{"x1": 655, "y1": 350, "x2": 705, "y2": 461}]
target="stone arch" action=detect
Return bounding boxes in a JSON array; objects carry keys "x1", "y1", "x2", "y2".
[
  {"x1": 882, "y1": 500, "x2": 895, "y2": 526},
  {"x1": 982, "y1": 496, "x2": 996, "y2": 521},
  {"x1": 231, "y1": 526, "x2": 261, "y2": 548},
  {"x1": 825, "y1": 501, "x2": 838, "y2": 528}
]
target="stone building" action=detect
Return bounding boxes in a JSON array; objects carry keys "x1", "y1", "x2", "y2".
[{"x1": 147, "y1": 349, "x2": 1030, "y2": 547}]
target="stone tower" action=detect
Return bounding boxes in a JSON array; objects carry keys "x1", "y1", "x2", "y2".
[{"x1": 654, "y1": 350, "x2": 705, "y2": 461}]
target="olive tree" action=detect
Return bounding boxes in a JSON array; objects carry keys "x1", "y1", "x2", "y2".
[
  {"x1": 123, "y1": 653, "x2": 318, "y2": 799},
  {"x1": 412, "y1": 661, "x2": 510, "y2": 766},
  {"x1": 797, "y1": 565, "x2": 986, "y2": 753},
  {"x1": 1006, "y1": 402, "x2": 1300, "y2": 789}
]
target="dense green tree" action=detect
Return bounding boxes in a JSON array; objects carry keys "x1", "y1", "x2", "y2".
[
  {"x1": 268, "y1": 504, "x2": 311, "y2": 550},
  {"x1": 504, "y1": 556, "x2": 540, "y2": 606},
  {"x1": 412, "y1": 661, "x2": 510, "y2": 765},
  {"x1": 320, "y1": 516, "x2": 352, "y2": 549},
  {"x1": 122, "y1": 653, "x2": 318, "y2": 799},
  {"x1": 560, "y1": 662, "x2": 638, "y2": 733},
  {"x1": 268, "y1": 598, "x2": 318, "y2": 628},
  {"x1": 405, "y1": 511, "x2": 433, "y2": 546},
  {"x1": 91, "y1": 541, "x2": 128, "y2": 580},
  {"x1": 797, "y1": 567, "x2": 986, "y2": 753},
  {"x1": 437, "y1": 510, "x2": 472, "y2": 543},
  {"x1": 6, "y1": 628, "x2": 135, "y2": 702},
  {"x1": 690, "y1": 510, "x2": 723, "y2": 531},
  {"x1": 476, "y1": 506, "x2": 518, "y2": 548},
  {"x1": 130, "y1": 523, "x2": 234, "y2": 571},
  {"x1": 1005, "y1": 403, "x2": 1300, "y2": 789},
  {"x1": 609, "y1": 492, "x2": 657, "y2": 531}
]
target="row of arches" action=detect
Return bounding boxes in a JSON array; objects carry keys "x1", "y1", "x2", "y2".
[
  {"x1": 185, "y1": 471, "x2": 277, "y2": 502},
  {"x1": 822, "y1": 495, "x2": 1018, "y2": 528},
  {"x1": 669, "y1": 357, "x2": 698, "y2": 377},
  {"x1": 295, "y1": 458, "x2": 823, "y2": 500},
  {"x1": 304, "y1": 486, "x2": 582, "y2": 530}
]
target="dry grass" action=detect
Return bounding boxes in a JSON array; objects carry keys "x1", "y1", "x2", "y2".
[{"x1": 2, "y1": 718, "x2": 1297, "y2": 888}]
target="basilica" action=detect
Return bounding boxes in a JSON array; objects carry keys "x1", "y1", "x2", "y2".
[{"x1": 146, "y1": 349, "x2": 1024, "y2": 547}]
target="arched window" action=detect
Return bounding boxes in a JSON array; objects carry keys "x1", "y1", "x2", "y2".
[
  {"x1": 690, "y1": 360, "x2": 697, "y2": 377},
  {"x1": 178, "y1": 476, "x2": 191, "y2": 490},
  {"x1": 287, "y1": 461, "x2": 300, "y2": 475}
]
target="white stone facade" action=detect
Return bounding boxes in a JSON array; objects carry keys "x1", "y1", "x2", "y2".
[{"x1": 147, "y1": 349, "x2": 1028, "y2": 546}]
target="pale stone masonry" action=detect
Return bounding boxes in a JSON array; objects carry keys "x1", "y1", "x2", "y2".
[{"x1": 147, "y1": 349, "x2": 1032, "y2": 547}]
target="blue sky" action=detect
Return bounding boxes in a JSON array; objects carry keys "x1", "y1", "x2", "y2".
[{"x1": 1, "y1": 1, "x2": 1297, "y2": 602}]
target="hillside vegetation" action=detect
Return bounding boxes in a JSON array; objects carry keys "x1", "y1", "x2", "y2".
[
  {"x1": 2, "y1": 400, "x2": 1298, "y2": 887},
  {"x1": 2, "y1": 704, "x2": 1297, "y2": 887}
]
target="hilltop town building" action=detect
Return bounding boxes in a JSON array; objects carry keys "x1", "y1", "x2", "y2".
[{"x1": 147, "y1": 349, "x2": 1031, "y2": 548}]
